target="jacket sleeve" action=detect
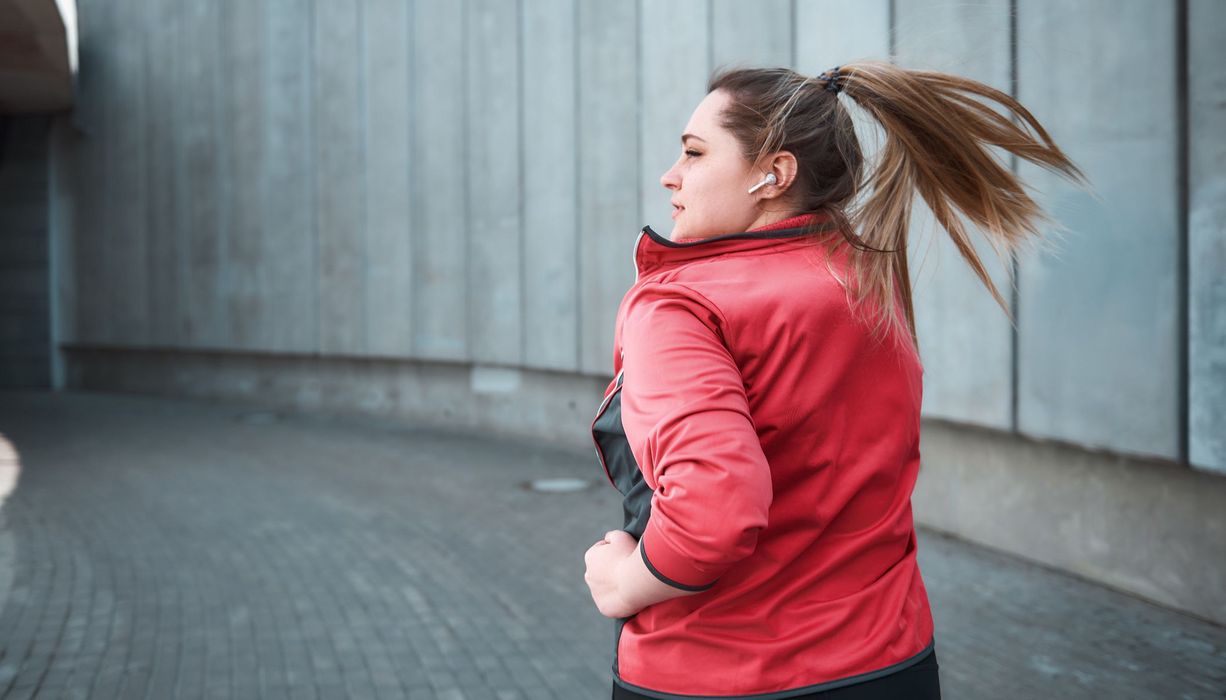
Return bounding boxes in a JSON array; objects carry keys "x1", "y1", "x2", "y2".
[{"x1": 619, "y1": 282, "x2": 773, "y2": 591}]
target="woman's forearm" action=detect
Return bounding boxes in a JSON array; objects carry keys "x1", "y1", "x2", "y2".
[{"x1": 616, "y1": 540, "x2": 700, "y2": 613}]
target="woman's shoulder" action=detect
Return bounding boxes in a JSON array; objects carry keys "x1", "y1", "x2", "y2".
[
  {"x1": 620, "y1": 278, "x2": 728, "y2": 329},
  {"x1": 663, "y1": 243, "x2": 848, "y2": 316}
]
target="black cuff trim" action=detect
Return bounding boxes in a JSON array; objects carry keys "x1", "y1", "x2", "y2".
[{"x1": 640, "y1": 540, "x2": 717, "y2": 592}]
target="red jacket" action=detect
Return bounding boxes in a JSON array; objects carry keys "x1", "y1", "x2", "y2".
[{"x1": 592, "y1": 213, "x2": 935, "y2": 698}]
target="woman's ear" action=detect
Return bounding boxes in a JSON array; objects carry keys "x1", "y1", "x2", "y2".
[{"x1": 754, "y1": 151, "x2": 799, "y2": 200}]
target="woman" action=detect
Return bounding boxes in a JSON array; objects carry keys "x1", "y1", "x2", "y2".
[{"x1": 583, "y1": 62, "x2": 1083, "y2": 700}]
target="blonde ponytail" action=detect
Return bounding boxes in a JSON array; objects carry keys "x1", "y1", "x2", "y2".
[
  {"x1": 708, "y1": 62, "x2": 1085, "y2": 351},
  {"x1": 834, "y1": 60, "x2": 1086, "y2": 348}
]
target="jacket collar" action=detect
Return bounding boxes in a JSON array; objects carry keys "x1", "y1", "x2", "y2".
[{"x1": 633, "y1": 212, "x2": 838, "y2": 279}]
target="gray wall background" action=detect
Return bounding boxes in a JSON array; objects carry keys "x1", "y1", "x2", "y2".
[
  {"x1": 0, "y1": 117, "x2": 52, "y2": 388},
  {"x1": 50, "y1": 0, "x2": 1225, "y2": 473}
]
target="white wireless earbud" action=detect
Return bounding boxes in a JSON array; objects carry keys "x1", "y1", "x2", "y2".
[{"x1": 748, "y1": 172, "x2": 778, "y2": 194}]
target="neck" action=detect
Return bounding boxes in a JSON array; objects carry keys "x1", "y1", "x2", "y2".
[
  {"x1": 747, "y1": 211, "x2": 820, "y2": 233},
  {"x1": 672, "y1": 211, "x2": 820, "y2": 243},
  {"x1": 746, "y1": 209, "x2": 794, "y2": 231}
]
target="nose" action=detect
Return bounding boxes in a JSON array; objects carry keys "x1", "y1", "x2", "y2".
[{"x1": 660, "y1": 160, "x2": 680, "y2": 191}]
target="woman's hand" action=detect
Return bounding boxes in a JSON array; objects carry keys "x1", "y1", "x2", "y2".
[
  {"x1": 584, "y1": 529, "x2": 704, "y2": 618},
  {"x1": 583, "y1": 530, "x2": 641, "y2": 619}
]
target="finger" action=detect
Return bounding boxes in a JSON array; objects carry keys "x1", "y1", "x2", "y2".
[{"x1": 605, "y1": 530, "x2": 634, "y2": 544}]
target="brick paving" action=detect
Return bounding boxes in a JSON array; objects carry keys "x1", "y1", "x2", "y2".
[{"x1": 0, "y1": 389, "x2": 1222, "y2": 700}]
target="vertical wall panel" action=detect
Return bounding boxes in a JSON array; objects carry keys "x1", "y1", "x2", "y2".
[
  {"x1": 640, "y1": 0, "x2": 708, "y2": 239},
  {"x1": 1017, "y1": 1, "x2": 1179, "y2": 459},
  {"x1": 522, "y1": 0, "x2": 579, "y2": 372},
  {"x1": 895, "y1": 0, "x2": 1013, "y2": 429},
  {"x1": 71, "y1": 0, "x2": 109, "y2": 343},
  {"x1": 795, "y1": 0, "x2": 889, "y2": 74},
  {"x1": 108, "y1": 0, "x2": 149, "y2": 344},
  {"x1": 1189, "y1": 0, "x2": 1226, "y2": 473},
  {"x1": 176, "y1": 1, "x2": 225, "y2": 347},
  {"x1": 578, "y1": 1, "x2": 638, "y2": 375},
  {"x1": 144, "y1": 0, "x2": 180, "y2": 347},
  {"x1": 221, "y1": 0, "x2": 266, "y2": 350},
  {"x1": 466, "y1": 0, "x2": 522, "y2": 366},
  {"x1": 49, "y1": 116, "x2": 77, "y2": 381},
  {"x1": 0, "y1": 117, "x2": 52, "y2": 387},
  {"x1": 363, "y1": 0, "x2": 413, "y2": 358},
  {"x1": 211, "y1": 0, "x2": 235, "y2": 353},
  {"x1": 411, "y1": 0, "x2": 468, "y2": 360},
  {"x1": 313, "y1": 1, "x2": 366, "y2": 355},
  {"x1": 262, "y1": 0, "x2": 316, "y2": 352},
  {"x1": 711, "y1": 0, "x2": 792, "y2": 71},
  {"x1": 794, "y1": 0, "x2": 889, "y2": 183}
]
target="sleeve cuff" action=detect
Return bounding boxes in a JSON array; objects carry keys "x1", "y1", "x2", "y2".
[{"x1": 640, "y1": 527, "x2": 718, "y2": 592}]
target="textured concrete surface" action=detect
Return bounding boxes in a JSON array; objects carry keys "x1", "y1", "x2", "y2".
[
  {"x1": 896, "y1": 0, "x2": 1014, "y2": 431},
  {"x1": 1190, "y1": 0, "x2": 1226, "y2": 473},
  {"x1": 0, "y1": 389, "x2": 1223, "y2": 700},
  {"x1": 63, "y1": 346, "x2": 1226, "y2": 627},
  {"x1": 1017, "y1": 0, "x2": 1180, "y2": 460},
  {"x1": 914, "y1": 420, "x2": 1226, "y2": 627},
  {"x1": 0, "y1": 116, "x2": 52, "y2": 390}
]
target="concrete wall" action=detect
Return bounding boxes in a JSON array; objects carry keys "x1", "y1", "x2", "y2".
[
  {"x1": 63, "y1": 345, "x2": 610, "y2": 449},
  {"x1": 913, "y1": 417, "x2": 1226, "y2": 627},
  {"x1": 895, "y1": 1, "x2": 1014, "y2": 431},
  {"x1": 1018, "y1": 1, "x2": 1181, "y2": 461},
  {"x1": 54, "y1": 0, "x2": 1224, "y2": 473},
  {"x1": 1190, "y1": 0, "x2": 1226, "y2": 473},
  {"x1": 0, "y1": 116, "x2": 51, "y2": 388}
]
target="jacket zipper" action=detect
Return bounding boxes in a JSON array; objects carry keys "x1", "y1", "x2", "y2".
[{"x1": 590, "y1": 369, "x2": 625, "y2": 489}]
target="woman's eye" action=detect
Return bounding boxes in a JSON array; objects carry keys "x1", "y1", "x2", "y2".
[{"x1": 684, "y1": 150, "x2": 701, "y2": 158}]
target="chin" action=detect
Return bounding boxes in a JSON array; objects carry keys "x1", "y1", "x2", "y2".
[
  {"x1": 670, "y1": 220, "x2": 709, "y2": 241},
  {"x1": 672, "y1": 227, "x2": 703, "y2": 242}
]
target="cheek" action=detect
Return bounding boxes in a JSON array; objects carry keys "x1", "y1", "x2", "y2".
[
  {"x1": 703, "y1": 179, "x2": 746, "y2": 218},
  {"x1": 690, "y1": 166, "x2": 741, "y2": 207}
]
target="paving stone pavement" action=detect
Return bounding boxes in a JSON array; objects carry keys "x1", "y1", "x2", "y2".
[{"x1": 0, "y1": 389, "x2": 1222, "y2": 700}]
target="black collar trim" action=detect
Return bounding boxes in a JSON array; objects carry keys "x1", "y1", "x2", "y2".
[{"x1": 641, "y1": 221, "x2": 839, "y2": 248}]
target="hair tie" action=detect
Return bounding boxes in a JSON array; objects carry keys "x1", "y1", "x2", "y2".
[{"x1": 820, "y1": 66, "x2": 844, "y2": 94}]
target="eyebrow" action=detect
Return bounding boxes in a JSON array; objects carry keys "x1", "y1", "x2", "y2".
[{"x1": 681, "y1": 133, "x2": 707, "y2": 144}]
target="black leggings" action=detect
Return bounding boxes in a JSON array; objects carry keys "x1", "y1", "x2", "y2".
[{"x1": 612, "y1": 647, "x2": 941, "y2": 700}]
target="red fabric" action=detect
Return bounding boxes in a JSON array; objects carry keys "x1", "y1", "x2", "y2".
[
  {"x1": 747, "y1": 212, "x2": 828, "y2": 232},
  {"x1": 603, "y1": 216, "x2": 934, "y2": 696}
]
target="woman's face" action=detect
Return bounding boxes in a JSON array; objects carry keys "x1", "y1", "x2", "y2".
[{"x1": 660, "y1": 89, "x2": 770, "y2": 241}]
